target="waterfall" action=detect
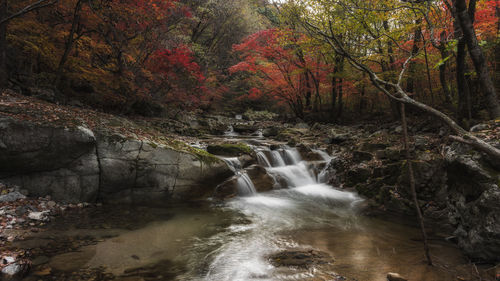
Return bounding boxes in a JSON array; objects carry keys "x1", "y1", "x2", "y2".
[
  {"x1": 282, "y1": 146, "x2": 302, "y2": 165},
  {"x1": 221, "y1": 157, "x2": 242, "y2": 172},
  {"x1": 267, "y1": 163, "x2": 316, "y2": 187},
  {"x1": 224, "y1": 125, "x2": 239, "y2": 136},
  {"x1": 256, "y1": 150, "x2": 272, "y2": 167},
  {"x1": 270, "y1": 150, "x2": 286, "y2": 167},
  {"x1": 236, "y1": 173, "x2": 257, "y2": 196},
  {"x1": 222, "y1": 145, "x2": 334, "y2": 196},
  {"x1": 221, "y1": 157, "x2": 256, "y2": 196}
]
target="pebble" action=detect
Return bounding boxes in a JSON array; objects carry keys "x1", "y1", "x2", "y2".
[
  {"x1": 2, "y1": 256, "x2": 15, "y2": 263},
  {"x1": 28, "y1": 211, "x2": 49, "y2": 221},
  {"x1": 0, "y1": 192, "x2": 26, "y2": 203},
  {"x1": 387, "y1": 272, "x2": 407, "y2": 281},
  {"x1": 1, "y1": 263, "x2": 22, "y2": 276}
]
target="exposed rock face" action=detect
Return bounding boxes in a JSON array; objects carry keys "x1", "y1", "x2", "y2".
[
  {"x1": 0, "y1": 118, "x2": 233, "y2": 204},
  {"x1": 0, "y1": 118, "x2": 99, "y2": 202},
  {"x1": 445, "y1": 142, "x2": 500, "y2": 261}
]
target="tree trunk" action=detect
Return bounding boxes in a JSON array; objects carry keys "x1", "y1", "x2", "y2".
[
  {"x1": 305, "y1": 72, "x2": 312, "y2": 109},
  {"x1": 406, "y1": 21, "x2": 422, "y2": 95},
  {"x1": 453, "y1": 0, "x2": 500, "y2": 118},
  {"x1": 330, "y1": 68, "x2": 337, "y2": 121},
  {"x1": 0, "y1": 0, "x2": 7, "y2": 87},
  {"x1": 400, "y1": 102, "x2": 433, "y2": 266},
  {"x1": 384, "y1": 20, "x2": 401, "y2": 119},
  {"x1": 438, "y1": 32, "x2": 452, "y2": 104},
  {"x1": 337, "y1": 77, "x2": 343, "y2": 119},
  {"x1": 423, "y1": 40, "x2": 435, "y2": 106},
  {"x1": 336, "y1": 56, "x2": 344, "y2": 119},
  {"x1": 55, "y1": 0, "x2": 82, "y2": 87}
]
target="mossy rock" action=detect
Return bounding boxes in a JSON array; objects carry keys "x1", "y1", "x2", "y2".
[{"x1": 206, "y1": 143, "x2": 252, "y2": 157}]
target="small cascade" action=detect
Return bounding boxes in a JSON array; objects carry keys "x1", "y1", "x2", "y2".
[
  {"x1": 256, "y1": 151, "x2": 272, "y2": 167},
  {"x1": 221, "y1": 157, "x2": 242, "y2": 172},
  {"x1": 282, "y1": 146, "x2": 302, "y2": 165},
  {"x1": 237, "y1": 173, "x2": 257, "y2": 196},
  {"x1": 312, "y1": 149, "x2": 332, "y2": 161},
  {"x1": 221, "y1": 145, "x2": 335, "y2": 195},
  {"x1": 268, "y1": 163, "x2": 316, "y2": 187},
  {"x1": 252, "y1": 129, "x2": 264, "y2": 138},
  {"x1": 224, "y1": 125, "x2": 239, "y2": 137},
  {"x1": 221, "y1": 157, "x2": 256, "y2": 196},
  {"x1": 270, "y1": 150, "x2": 286, "y2": 167}
]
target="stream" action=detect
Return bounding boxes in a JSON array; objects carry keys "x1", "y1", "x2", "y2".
[{"x1": 17, "y1": 138, "x2": 482, "y2": 281}]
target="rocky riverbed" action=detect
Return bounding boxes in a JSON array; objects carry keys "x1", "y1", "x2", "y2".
[{"x1": 1, "y1": 90, "x2": 500, "y2": 280}]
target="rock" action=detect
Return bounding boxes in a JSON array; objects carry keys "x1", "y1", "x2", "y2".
[
  {"x1": 0, "y1": 191, "x2": 26, "y2": 202},
  {"x1": 232, "y1": 123, "x2": 259, "y2": 134},
  {"x1": 213, "y1": 177, "x2": 238, "y2": 199},
  {"x1": 2, "y1": 256, "x2": 15, "y2": 264},
  {"x1": 387, "y1": 272, "x2": 407, "y2": 281},
  {"x1": 0, "y1": 118, "x2": 99, "y2": 203},
  {"x1": 394, "y1": 126, "x2": 403, "y2": 134},
  {"x1": 326, "y1": 130, "x2": 351, "y2": 144},
  {"x1": 414, "y1": 135, "x2": 428, "y2": 149},
  {"x1": 359, "y1": 142, "x2": 389, "y2": 152},
  {"x1": 445, "y1": 142, "x2": 500, "y2": 261},
  {"x1": 47, "y1": 201, "x2": 56, "y2": 208},
  {"x1": 269, "y1": 249, "x2": 331, "y2": 268},
  {"x1": 352, "y1": 151, "x2": 373, "y2": 162},
  {"x1": 1, "y1": 263, "x2": 29, "y2": 279},
  {"x1": 206, "y1": 143, "x2": 252, "y2": 157},
  {"x1": 246, "y1": 165, "x2": 275, "y2": 192},
  {"x1": 384, "y1": 147, "x2": 402, "y2": 161},
  {"x1": 28, "y1": 211, "x2": 50, "y2": 221},
  {"x1": 346, "y1": 165, "x2": 372, "y2": 186},
  {"x1": 26, "y1": 87, "x2": 56, "y2": 102},
  {"x1": 262, "y1": 127, "x2": 279, "y2": 137},
  {"x1": 470, "y1": 123, "x2": 489, "y2": 132},
  {"x1": 294, "y1": 122, "x2": 310, "y2": 129}
]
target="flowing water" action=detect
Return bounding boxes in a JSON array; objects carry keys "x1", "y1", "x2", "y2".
[{"x1": 18, "y1": 141, "x2": 492, "y2": 281}]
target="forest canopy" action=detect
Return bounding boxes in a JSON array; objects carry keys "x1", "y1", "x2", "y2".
[{"x1": 0, "y1": 0, "x2": 498, "y2": 126}]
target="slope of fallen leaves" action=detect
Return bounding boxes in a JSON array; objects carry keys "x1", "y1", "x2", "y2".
[{"x1": 0, "y1": 90, "x2": 194, "y2": 150}]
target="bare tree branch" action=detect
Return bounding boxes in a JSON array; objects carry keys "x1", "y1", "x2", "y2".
[{"x1": 0, "y1": 0, "x2": 58, "y2": 25}]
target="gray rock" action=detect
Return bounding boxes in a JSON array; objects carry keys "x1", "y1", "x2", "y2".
[
  {"x1": 0, "y1": 118, "x2": 234, "y2": 205},
  {"x1": 262, "y1": 127, "x2": 279, "y2": 137},
  {"x1": 352, "y1": 151, "x2": 373, "y2": 162},
  {"x1": 0, "y1": 191, "x2": 26, "y2": 202},
  {"x1": 0, "y1": 118, "x2": 99, "y2": 202},
  {"x1": 470, "y1": 123, "x2": 489, "y2": 132},
  {"x1": 394, "y1": 126, "x2": 403, "y2": 134},
  {"x1": 1, "y1": 263, "x2": 22, "y2": 277},
  {"x1": 294, "y1": 122, "x2": 310, "y2": 129},
  {"x1": 387, "y1": 272, "x2": 407, "y2": 281},
  {"x1": 28, "y1": 211, "x2": 50, "y2": 221},
  {"x1": 445, "y1": 142, "x2": 500, "y2": 261}
]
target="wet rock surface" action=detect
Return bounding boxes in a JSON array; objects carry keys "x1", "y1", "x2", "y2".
[{"x1": 269, "y1": 249, "x2": 332, "y2": 268}]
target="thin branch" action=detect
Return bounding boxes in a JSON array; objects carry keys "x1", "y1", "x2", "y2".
[{"x1": 0, "y1": 0, "x2": 58, "y2": 25}]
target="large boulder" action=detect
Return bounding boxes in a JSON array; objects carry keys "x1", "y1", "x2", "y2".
[
  {"x1": 0, "y1": 118, "x2": 99, "y2": 202},
  {"x1": 0, "y1": 117, "x2": 234, "y2": 204},
  {"x1": 96, "y1": 134, "x2": 233, "y2": 203},
  {"x1": 206, "y1": 143, "x2": 252, "y2": 157}
]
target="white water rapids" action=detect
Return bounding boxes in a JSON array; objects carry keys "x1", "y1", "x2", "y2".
[{"x1": 182, "y1": 145, "x2": 363, "y2": 281}]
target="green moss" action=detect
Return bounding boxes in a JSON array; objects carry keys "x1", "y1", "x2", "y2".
[
  {"x1": 191, "y1": 148, "x2": 221, "y2": 164},
  {"x1": 206, "y1": 143, "x2": 252, "y2": 157}
]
